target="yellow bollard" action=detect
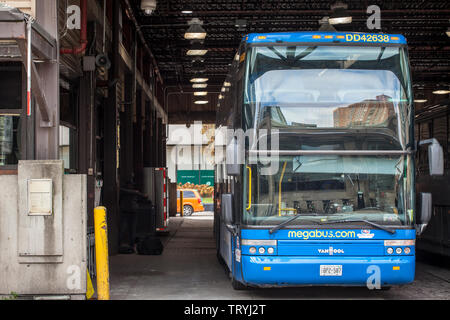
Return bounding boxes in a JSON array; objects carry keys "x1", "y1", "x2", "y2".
[
  {"x1": 86, "y1": 269, "x2": 95, "y2": 300},
  {"x1": 94, "y1": 206, "x2": 110, "y2": 300}
]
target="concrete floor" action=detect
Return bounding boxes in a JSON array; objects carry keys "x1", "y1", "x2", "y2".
[{"x1": 109, "y1": 213, "x2": 450, "y2": 300}]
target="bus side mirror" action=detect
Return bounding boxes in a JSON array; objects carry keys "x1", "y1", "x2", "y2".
[
  {"x1": 418, "y1": 138, "x2": 444, "y2": 176},
  {"x1": 226, "y1": 137, "x2": 242, "y2": 176},
  {"x1": 221, "y1": 194, "x2": 234, "y2": 225},
  {"x1": 416, "y1": 192, "x2": 432, "y2": 235}
]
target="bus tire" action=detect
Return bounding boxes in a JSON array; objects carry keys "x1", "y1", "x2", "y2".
[
  {"x1": 183, "y1": 205, "x2": 194, "y2": 216},
  {"x1": 231, "y1": 278, "x2": 247, "y2": 291}
]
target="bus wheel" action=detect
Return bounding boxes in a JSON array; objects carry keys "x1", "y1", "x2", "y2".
[
  {"x1": 231, "y1": 278, "x2": 247, "y2": 291},
  {"x1": 183, "y1": 205, "x2": 194, "y2": 216}
]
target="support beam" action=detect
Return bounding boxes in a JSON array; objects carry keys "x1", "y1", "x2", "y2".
[
  {"x1": 103, "y1": 0, "x2": 121, "y2": 255},
  {"x1": 169, "y1": 111, "x2": 216, "y2": 124}
]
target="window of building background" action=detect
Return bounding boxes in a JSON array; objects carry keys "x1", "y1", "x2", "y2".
[{"x1": 0, "y1": 62, "x2": 24, "y2": 167}]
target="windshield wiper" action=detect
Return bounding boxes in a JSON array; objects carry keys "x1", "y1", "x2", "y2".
[
  {"x1": 318, "y1": 219, "x2": 396, "y2": 235},
  {"x1": 269, "y1": 215, "x2": 302, "y2": 234},
  {"x1": 269, "y1": 214, "x2": 321, "y2": 234}
]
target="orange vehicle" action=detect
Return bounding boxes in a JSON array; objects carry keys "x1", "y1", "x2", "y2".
[{"x1": 177, "y1": 189, "x2": 204, "y2": 216}]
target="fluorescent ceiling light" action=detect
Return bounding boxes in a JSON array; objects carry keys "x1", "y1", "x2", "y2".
[
  {"x1": 195, "y1": 100, "x2": 209, "y2": 105},
  {"x1": 433, "y1": 89, "x2": 450, "y2": 95},
  {"x1": 224, "y1": 82, "x2": 231, "y2": 87},
  {"x1": 193, "y1": 83, "x2": 208, "y2": 89},
  {"x1": 186, "y1": 42, "x2": 208, "y2": 56},
  {"x1": 433, "y1": 85, "x2": 450, "y2": 95},
  {"x1": 329, "y1": 16, "x2": 352, "y2": 24},
  {"x1": 414, "y1": 93, "x2": 427, "y2": 103},
  {"x1": 181, "y1": 4, "x2": 193, "y2": 14},
  {"x1": 190, "y1": 78, "x2": 209, "y2": 83},
  {"x1": 194, "y1": 92, "x2": 208, "y2": 96}
]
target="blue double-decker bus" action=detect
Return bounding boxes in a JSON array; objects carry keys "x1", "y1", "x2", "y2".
[{"x1": 214, "y1": 31, "x2": 444, "y2": 289}]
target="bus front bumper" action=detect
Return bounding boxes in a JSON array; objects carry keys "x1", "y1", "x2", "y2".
[{"x1": 241, "y1": 255, "x2": 415, "y2": 287}]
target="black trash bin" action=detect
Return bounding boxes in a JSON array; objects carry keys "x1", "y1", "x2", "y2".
[{"x1": 136, "y1": 202, "x2": 163, "y2": 255}]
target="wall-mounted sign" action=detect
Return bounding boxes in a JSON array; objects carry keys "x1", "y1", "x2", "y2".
[{"x1": 27, "y1": 179, "x2": 53, "y2": 216}]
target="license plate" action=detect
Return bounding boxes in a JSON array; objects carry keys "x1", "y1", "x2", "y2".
[{"x1": 320, "y1": 265, "x2": 343, "y2": 276}]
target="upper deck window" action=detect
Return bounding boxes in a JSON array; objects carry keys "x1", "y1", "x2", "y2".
[{"x1": 244, "y1": 45, "x2": 412, "y2": 149}]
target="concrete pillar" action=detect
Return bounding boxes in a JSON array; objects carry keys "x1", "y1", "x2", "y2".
[{"x1": 34, "y1": 0, "x2": 59, "y2": 160}]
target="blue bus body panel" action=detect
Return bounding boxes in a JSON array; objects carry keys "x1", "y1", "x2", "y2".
[
  {"x1": 246, "y1": 31, "x2": 407, "y2": 45},
  {"x1": 241, "y1": 255, "x2": 414, "y2": 286},
  {"x1": 241, "y1": 228, "x2": 415, "y2": 240},
  {"x1": 237, "y1": 228, "x2": 415, "y2": 286}
]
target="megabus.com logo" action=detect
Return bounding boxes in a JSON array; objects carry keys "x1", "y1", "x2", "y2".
[{"x1": 288, "y1": 230, "x2": 356, "y2": 240}]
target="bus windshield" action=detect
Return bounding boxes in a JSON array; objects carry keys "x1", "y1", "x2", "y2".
[
  {"x1": 242, "y1": 44, "x2": 413, "y2": 227},
  {"x1": 244, "y1": 151, "x2": 413, "y2": 227},
  {"x1": 244, "y1": 45, "x2": 412, "y2": 149}
]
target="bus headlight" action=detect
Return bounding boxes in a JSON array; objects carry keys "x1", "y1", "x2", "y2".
[
  {"x1": 242, "y1": 240, "x2": 277, "y2": 246},
  {"x1": 396, "y1": 247, "x2": 403, "y2": 254},
  {"x1": 404, "y1": 247, "x2": 411, "y2": 254},
  {"x1": 384, "y1": 240, "x2": 415, "y2": 246},
  {"x1": 258, "y1": 247, "x2": 266, "y2": 254},
  {"x1": 387, "y1": 247, "x2": 394, "y2": 254},
  {"x1": 267, "y1": 247, "x2": 275, "y2": 254},
  {"x1": 249, "y1": 247, "x2": 256, "y2": 254}
]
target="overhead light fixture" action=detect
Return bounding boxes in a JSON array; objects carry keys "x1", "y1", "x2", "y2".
[
  {"x1": 193, "y1": 83, "x2": 208, "y2": 89},
  {"x1": 433, "y1": 90, "x2": 450, "y2": 95},
  {"x1": 414, "y1": 93, "x2": 428, "y2": 103},
  {"x1": 141, "y1": 0, "x2": 157, "y2": 15},
  {"x1": 224, "y1": 81, "x2": 231, "y2": 87},
  {"x1": 318, "y1": 16, "x2": 337, "y2": 31},
  {"x1": 235, "y1": 19, "x2": 247, "y2": 31},
  {"x1": 192, "y1": 57, "x2": 205, "y2": 63},
  {"x1": 194, "y1": 92, "x2": 208, "y2": 96},
  {"x1": 433, "y1": 84, "x2": 450, "y2": 95},
  {"x1": 329, "y1": 2, "x2": 352, "y2": 25},
  {"x1": 190, "y1": 77, "x2": 209, "y2": 83},
  {"x1": 184, "y1": 18, "x2": 207, "y2": 40},
  {"x1": 195, "y1": 100, "x2": 209, "y2": 105},
  {"x1": 218, "y1": 94, "x2": 224, "y2": 100},
  {"x1": 186, "y1": 42, "x2": 208, "y2": 56},
  {"x1": 191, "y1": 60, "x2": 206, "y2": 73},
  {"x1": 181, "y1": 5, "x2": 193, "y2": 14}
]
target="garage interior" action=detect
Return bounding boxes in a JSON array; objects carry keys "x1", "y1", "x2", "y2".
[{"x1": 110, "y1": 0, "x2": 450, "y2": 299}]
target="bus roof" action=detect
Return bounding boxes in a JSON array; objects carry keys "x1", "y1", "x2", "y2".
[{"x1": 245, "y1": 31, "x2": 407, "y2": 45}]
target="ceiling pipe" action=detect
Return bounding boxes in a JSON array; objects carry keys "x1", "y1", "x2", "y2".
[{"x1": 60, "y1": 0, "x2": 88, "y2": 55}]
